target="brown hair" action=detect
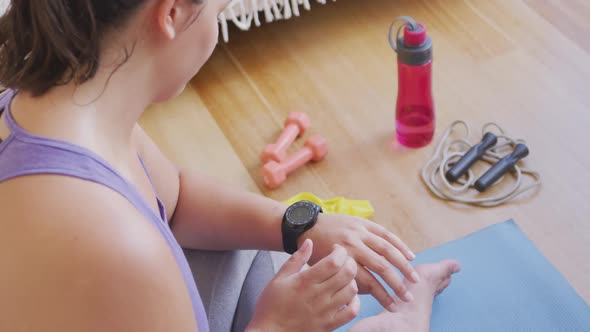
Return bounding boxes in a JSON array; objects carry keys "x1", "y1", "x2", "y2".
[{"x1": 0, "y1": 0, "x2": 203, "y2": 97}]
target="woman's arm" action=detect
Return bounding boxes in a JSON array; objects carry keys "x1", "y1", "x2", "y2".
[
  {"x1": 0, "y1": 175, "x2": 197, "y2": 332},
  {"x1": 171, "y1": 170, "x2": 288, "y2": 251},
  {"x1": 133, "y1": 124, "x2": 286, "y2": 251}
]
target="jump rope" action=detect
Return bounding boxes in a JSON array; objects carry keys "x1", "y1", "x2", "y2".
[{"x1": 420, "y1": 121, "x2": 542, "y2": 207}]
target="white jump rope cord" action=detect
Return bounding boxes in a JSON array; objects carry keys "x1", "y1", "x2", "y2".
[{"x1": 420, "y1": 121, "x2": 542, "y2": 207}]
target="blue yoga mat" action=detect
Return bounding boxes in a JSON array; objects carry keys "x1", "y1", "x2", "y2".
[{"x1": 337, "y1": 220, "x2": 590, "y2": 331}]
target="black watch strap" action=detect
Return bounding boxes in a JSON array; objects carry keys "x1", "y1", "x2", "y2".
[{"x1": 282, "y1": 224, "x2": 300, "y2": 255}]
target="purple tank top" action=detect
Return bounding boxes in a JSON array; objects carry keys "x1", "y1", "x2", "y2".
[{"x1": 0, "y1": 89, "x2": 209, "y2": 331}]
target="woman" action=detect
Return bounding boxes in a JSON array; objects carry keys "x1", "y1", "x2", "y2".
[{"x1": 0, "y1": 1, "x2": 460, "y2": 331}]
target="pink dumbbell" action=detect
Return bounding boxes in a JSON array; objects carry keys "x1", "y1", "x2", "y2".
[
  {"x1": 262, "y1": 134, "x2": 329, "y2": 189},
  {"x1": 260, "y1": 112, "x2": 311, "y2": 164}
]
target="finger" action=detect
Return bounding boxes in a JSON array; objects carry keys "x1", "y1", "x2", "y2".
[
  {"x1": 355, "y1": 264, "x2": 395, "y2": 309},
  {"x1": 356, "y1": 246, "x2": 413, "y2": 302},
  {"x1": 365, "y1": 222, "x2": 416, "y2": 261},
  {"x1": 386, "y1": 296, "x2": 403, "y2": 312},
  {"x1": 331, "y1": 279, "x2": 358, "y2": 309},
  {"x1": 323, "y1": 256, "x2": 357, "y2": 293},
  {"x1": 366, "y1": 235, "x2": 419, "y2": 283},
  {"x1": 330, "y1": 295, "x2": 361, "y2": 330},
  {"x1": 300, "y1": 245, "x2": 348, "y2": 283},
  {"x1": 276, "y1": 239, "x2": 313, "y2": 277}
]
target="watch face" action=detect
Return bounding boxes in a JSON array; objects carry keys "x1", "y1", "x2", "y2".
[{"x1": 287, "y1": 203, "x2": 314, "y2": 225}]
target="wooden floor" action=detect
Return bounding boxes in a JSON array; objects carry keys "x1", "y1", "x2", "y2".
[{"x1": 140, "y1": 0, "x2": 590, "y2": 302}]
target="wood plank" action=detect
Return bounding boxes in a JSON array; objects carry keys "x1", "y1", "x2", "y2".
[
  {"x1": 524, "y1": 0, "x2": 590, "y2": 53},
  {"x1": 191, "y1": 0, "x2": 590, "y2": 300},
  {"x1": 139, "y1": 84, "x2": 259, "y2": 192}
]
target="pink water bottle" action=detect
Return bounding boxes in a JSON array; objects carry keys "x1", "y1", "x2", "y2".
[{"x1": 389, "y1": 16, "x2": 434, "y2": 148}]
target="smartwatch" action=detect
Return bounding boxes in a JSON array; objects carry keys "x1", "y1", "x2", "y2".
[{"x1": 281, "y1": 200, "x2": 323, "y2": 254}]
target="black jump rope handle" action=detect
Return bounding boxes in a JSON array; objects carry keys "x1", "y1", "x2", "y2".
[
  {"x1": 474, "y1": 144, "x2": 529, "y2": 192},
  {"x1": 445, "y1": 132, "x2": 498, "y2": 183}
]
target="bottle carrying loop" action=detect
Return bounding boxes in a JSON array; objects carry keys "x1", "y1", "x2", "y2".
[{"x1": 388, "y1": 16, "x2": 420, "y2": 53}]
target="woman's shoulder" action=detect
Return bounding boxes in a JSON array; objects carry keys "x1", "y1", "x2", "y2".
[
  {"x1": 0, "y1": 172, "x2": 152, "y2": 234},
  {"x1": 0, "y1": 174, "x2": 197, "y2": 331}
]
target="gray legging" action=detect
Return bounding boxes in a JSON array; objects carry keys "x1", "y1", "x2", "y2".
[{"x1": 184, "y1": 249, "x2": 289, "y2": 332}]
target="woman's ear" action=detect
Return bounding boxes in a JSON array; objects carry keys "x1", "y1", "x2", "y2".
[{"x1": 155, "y1": 0, "x2": 187, "y2": 40}]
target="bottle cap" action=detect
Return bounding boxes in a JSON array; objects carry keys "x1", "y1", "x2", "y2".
[{"x1": 403, "y1": 23, "x2": 427, "y2": 47}]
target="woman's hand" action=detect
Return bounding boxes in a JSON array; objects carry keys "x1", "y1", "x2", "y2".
[
  {"x1": 247, "y1": 239, "x2": 360, "y2": 332},
  {"x1": 299, "y1": 214, "x2": 420, "y2": 311}
]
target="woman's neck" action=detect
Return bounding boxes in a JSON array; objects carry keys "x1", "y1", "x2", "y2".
[{"x1": 11, "y1": 53, "x2": 156, "y2": 164}]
